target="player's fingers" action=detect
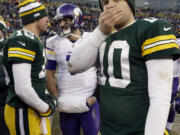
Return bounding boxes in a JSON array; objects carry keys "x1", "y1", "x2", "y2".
[
  {"x1": 99, "y1": 8, "x2": 123, "y2": 34},
  {"x1": 86, "y1": 96, "x2": 96, "y2": 107},
  {"x1": 100, "y1": 7, "x2": 122, "y2": 25}
]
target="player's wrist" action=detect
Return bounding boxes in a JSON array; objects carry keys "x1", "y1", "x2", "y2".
[
  {"x1": 37, "y1": 101, "x2": 49, "y2": 113},
  {"x1": 38, "y1": 94, "x2": 57, "y2": 117},
  {"x1": 39, "y1": 105, "x2": 52, "y2": 117}
]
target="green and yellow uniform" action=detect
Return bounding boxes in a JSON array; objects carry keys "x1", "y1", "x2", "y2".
[
  {"x1": 3, "y1": 29, "x2": 46, "y2": 108},
  {"x1": 3, "y1": 29, "x2": 50, "y2": 135},
  {"x1": 98, "y1": 18, "x2": 180, "y2": 135}
]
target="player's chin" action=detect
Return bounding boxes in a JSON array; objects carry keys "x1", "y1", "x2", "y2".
[
  {"x1": 43, "y1": 26, "x2": 48, "y2": 32},
  {"x1": 45, "y1": 25, "x2": 49, "y2": 30},
  {"x1": 62, "y1": 27, "x2": 69, "y2": 31}
]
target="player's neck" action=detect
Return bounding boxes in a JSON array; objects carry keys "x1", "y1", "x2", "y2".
[
  {"x1": 115, "y1": 16, "x2": 135, "y2": 31},
  {"x1": 23, "y1": 23, "x2": 40, "y2": 37},
  {"x1": 67, "y1": 29, "x2": 81, "y2": 41}
]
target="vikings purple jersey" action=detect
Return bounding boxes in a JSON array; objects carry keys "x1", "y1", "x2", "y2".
[
  {"x1": 46, "y1": 32, "x2": 97, "y2": 99},
  {"x1": 46, "y1": 32, "x2": 100, "y2": 135}
]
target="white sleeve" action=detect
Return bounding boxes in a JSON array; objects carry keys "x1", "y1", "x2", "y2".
[
  {"x1": 13, "y1": 63, "x2": 49, "y2": 113},
  {"x1": 57, "y1": 96, "x2": 89, "y2": 113},
  {"x1": 46, "y1": 37, "x2": 56, "y2": 61},
  {"x1": 145, "y1": 58, "x2": 173, "y2": 135},
  {"x1": 68, "y1": 27, "x2": 107, "y2": 73}
]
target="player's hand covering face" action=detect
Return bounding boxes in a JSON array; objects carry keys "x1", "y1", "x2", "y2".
[{"x1": 100, "y1": 0, "x2": 134, "y2": 31}]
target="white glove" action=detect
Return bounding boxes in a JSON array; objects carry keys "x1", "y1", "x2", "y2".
[{"x1": 57, "y1": 96, "x2": 90, "y2": 113}]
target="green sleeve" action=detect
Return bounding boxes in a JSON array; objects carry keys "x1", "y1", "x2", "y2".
[{"x1": 142, "y1": 19, "x2": 180, "y2": 61}]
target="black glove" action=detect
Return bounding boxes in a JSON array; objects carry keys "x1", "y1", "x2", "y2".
[{"x1": 39, "y1": 94, "x2": 57, "y2": 117}]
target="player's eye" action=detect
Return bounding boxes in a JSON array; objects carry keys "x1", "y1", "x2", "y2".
[
  {"x1": 102, "y1": 0, "x2": 109, "y2": 6},
  {"x1": 115, "y1": 0, "x2": 122, "y2": 2}
]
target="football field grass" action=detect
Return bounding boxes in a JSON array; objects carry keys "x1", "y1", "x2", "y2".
[{"x1": 51, "y1": 110, "x2": 180, "y2": 135}]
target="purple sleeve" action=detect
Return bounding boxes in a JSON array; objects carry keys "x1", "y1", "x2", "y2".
[{"x1": 45, "y1": 60, "x2": 57, "y2": 70}]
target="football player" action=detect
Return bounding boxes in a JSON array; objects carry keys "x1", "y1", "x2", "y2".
[
  {"x1": 166, "y1": 38, "x2": 180, "y2": 134},
  {"x1": 3, "y1": 0, "x2": 56, "y2": 134},
  {"x1": 175, "y1": 38, "x2": 180, "y2": 115},
  {"x1": 45, "y1": 3, "x2": 100, "y2": 135},
  {"x1": 0, "y1": 16, "x2": 9, "y2": 135},
  {"x1": 68, "y1": 0, "x2": 180, "y2": 135}
]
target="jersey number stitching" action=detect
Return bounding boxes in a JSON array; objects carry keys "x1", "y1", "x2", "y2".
[{"x1": 100, "y1": 41, "x2": 130, "y2": 88}]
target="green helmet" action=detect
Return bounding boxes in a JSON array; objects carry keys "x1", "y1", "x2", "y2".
[{"x1": 99, "y1": 0, "x2": 135, "y2": 15}]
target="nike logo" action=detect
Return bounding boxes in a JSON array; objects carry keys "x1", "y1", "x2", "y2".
[
  {"x1": 18, "y1": 41, "x2": 26, "y2": 46},
  {"x1": 164, "y1": 27, "x2": 172, "y2": 31}
]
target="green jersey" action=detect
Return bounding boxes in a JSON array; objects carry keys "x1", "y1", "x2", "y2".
[
  {"x1": 3, "y1": 29, "x2": 46, "y2": 108},
  {"x1": 0, "y1": 40, "x2": 8, "y2": 106},
  {"x1": 98, "y1": 18, "x2": 180, "y2": 135}
]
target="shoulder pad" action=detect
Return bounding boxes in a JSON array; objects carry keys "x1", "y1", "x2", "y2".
[
  {"x1": 10, "y1": 30, "x2": 35, "y2": 41},
  {"x1": 81, "y1": 32, "x2": 91, "y2": 39},
  {"x1": 143, "y1": 17, "x2": 159, "y2": 23},
  {"x1": 142, "y1": 17, "x2": 170, "y2": 26},
  {"x1": 46, "y1": 35, "x2": 59, "y2": 43},
  {"x1": 46, "y1": 35, "x2": 61, "y2": 47}
]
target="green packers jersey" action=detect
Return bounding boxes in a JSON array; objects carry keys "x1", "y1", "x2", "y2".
[
  {"x1": 98, "y1": 18, "x2": 180, "y2": 135},
  {"x1": 3, "y1": 29, "x2": 46, "y2": 108}
]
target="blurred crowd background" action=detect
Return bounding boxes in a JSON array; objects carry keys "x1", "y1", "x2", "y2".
[{"x1": 0, "y1": 0, "x2": 180, "y2": 43}]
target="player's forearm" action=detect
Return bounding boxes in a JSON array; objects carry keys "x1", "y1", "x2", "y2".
[
  {"x1": 145, "y1": 58, "x2": 173, "y2": 135},
  {"x1": 68, "y1": 27, "x2": 107, "y2": 73},
  {"x1": 46, "y1": 70, "x2": 59, "y2": 98},
  {"x1": 46, "y1": 81, "x2": 58, "y2": 99},
  {"x1": 13, "y1": 63, "x2": 49, "y2": 113}
]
